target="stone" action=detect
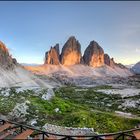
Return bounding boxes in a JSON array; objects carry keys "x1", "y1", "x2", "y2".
[
  {"x1": 45, "y1": 44, "x2": 60, "y2": 65},
  {"x1": 104, "y1": 54, "x2": 110, "y2": 66},
  {"x1": 83, "y1": 41, "x2": 104, "y2": 67},
  {"x1": 110, "y1": 58, "x2": 116, "y2": 68},
  {"x1": 60, "y1": 36, "x2": 82, "y2": 65}
]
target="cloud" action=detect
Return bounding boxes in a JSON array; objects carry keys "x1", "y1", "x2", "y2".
[{"x1": 136, "y1": 48, "x2": 140, "y2": 53}]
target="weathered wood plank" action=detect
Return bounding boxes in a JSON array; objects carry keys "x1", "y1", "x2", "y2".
[
  {"x1": 0, "y1": 128, "x2": 16, "y2": 139},
  {"x1": 133, "y1": 130, "x2": 140, "y2": 140},
  {"x1": 13, "y1": 129, "x2": 34, "y2": 139},
  {"x1": 0, "y1": 123, "x2": 12, "y2": 132}
]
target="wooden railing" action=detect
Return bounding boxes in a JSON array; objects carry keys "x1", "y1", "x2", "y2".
[{"x1": 0, "y1": 118, "x2": 140, "y2": 139}]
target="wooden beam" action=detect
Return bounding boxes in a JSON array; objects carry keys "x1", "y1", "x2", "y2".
[
  {"x1": 13, "y1": 129, "x2": 34, "y2": 139},
  {"x1": 133, "y1": 130, "x2": 140, "y2": 140},
  {"x1": 0, "y1": 123, "x2": 12, "y2": 132}
]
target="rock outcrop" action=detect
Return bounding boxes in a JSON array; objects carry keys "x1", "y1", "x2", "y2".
[
  {"x1": 44, "y1": 36, "x2": 127, "y2": 69},
  {"x1": 110, "y1": 58, "x2": 116, "y2": 68},
  {"x1": 0, "y1": 41, "x2": 17, "y2": 69},
  {"x1": 83, "y1": 41, "x2": 104, "y2": 67},
  {"x1": 60, "y1": 36, "x2": 82, "y2": 65},
  {"x1": 45, "y1": 44, "x2": 60, "y2": 65},
  {"x1": 104, "y1": 54, "x2": 110, "y2": 66}
]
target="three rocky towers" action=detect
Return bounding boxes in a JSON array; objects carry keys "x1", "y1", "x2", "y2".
[{"x1": 44, "y1": 36, "x2": 117, "y2": 68}]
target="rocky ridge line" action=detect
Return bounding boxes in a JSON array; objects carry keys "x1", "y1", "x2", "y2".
[{"x1": 44, "y1": 36, "x2": 125, "y2": 69}]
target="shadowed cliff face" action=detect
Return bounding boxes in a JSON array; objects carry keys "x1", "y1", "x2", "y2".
[
  {"x1": 104, "y1": 54, "x2": 110, "y2": 66},
  {"x1": 60, "y1": 36, "x2": 82, "y2": 65},
  {"x1": 83, "y1": 41, "x2": 104, "y2": 67},
  {"x1": 0, "y1": 41, "x2": 17, "y2": 69},
  {"x1": 45, "y1": 44, "x2": 60, "y2": 65}
]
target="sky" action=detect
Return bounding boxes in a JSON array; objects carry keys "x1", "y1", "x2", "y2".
[{"x1": 0, "y1": 1, "x2": 140, "y2": 65}]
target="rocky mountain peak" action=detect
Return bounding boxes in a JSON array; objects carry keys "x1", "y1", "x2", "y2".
[
  {"x1": 83, "y1": 40, "x2": 104, "y2": 67},
  {"x1": 0, "y1": 41, "x2": 9, "y2": 53},
  {"x1": 44, "y1": 36, "x2": 127, "y2": 69},
  {"x1": 60, "y1": 36, "x2": 82, "y2": 65},
  {"x1": 0, "y1": 41, "x2": 17, "y2": 69},
  {"x1": 44, "y1": 44, "x2": 60, "y2": 65}
]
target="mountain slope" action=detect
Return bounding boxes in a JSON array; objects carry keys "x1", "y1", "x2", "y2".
[
  {"x1": 0, "y1": 41, "x2": 57, "y2": 88},
  {"x1": 25, "y1": 64, "x2": 133, "y2": 78},
  {"x1": 132, "y1": 62, "x2": 140, "y2": 74}
]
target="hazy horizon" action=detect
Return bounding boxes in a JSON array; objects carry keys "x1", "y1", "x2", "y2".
[{"x1": 0, "y1": 1, "x2": 140, "y2": 65}]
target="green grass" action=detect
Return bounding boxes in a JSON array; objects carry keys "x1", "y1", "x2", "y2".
[
  {"x1": 0, "y1": 86, "x2": 140, "y2": 133},
  {"x1": 26, "y1": 94, "x2": 140, "y2": 133}
]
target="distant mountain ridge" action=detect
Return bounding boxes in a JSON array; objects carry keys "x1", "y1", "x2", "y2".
[
  {"x1": 44, "y1": 36, "x2": 127, "y2": 69},
  {"x1": 0, "y1": 37, "x2": 133, "y2": 87},
  {"x1": 132, "y1": 62, "x2": 140, "y2": 74}
]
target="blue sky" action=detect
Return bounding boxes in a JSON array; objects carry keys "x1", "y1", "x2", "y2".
[{"x1": 0, "y1": 1, "x2": 140, "y2": 65}]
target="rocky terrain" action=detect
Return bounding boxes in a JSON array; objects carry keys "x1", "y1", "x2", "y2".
[
  {"x1": 0, "y1": 38, "x2": 140, "y2": 135},
  {"x1": 0, "y1": 41, "x2": 58, "y2": 88},
  {"x1": 25, "y1": 64, "x2": 133, "y2": 87},
  {"x1": 0, "y1": 41, "x2": 17, "y2": 69},
  {"x1": 26, "y1": 36, "x2": 133, "y2": 87},
  {"x1": 0, "y1": 81, "x2": 140, "y2": 134}
]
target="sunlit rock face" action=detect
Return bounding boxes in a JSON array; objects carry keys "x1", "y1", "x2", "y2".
[
  {"x1": 0, "y1": 41, "x2": 17, "y2": 69},
  {"x1": 104, "y1": 54, "x2": 110, "y2": 66},
  {"x1": 83, "y1": 41, "x2": 104, "y2": 67},
  {"x1": 61, "y1": 36, "x2": 82, "y2": 65},
  {"x1": 45, "y1": 44, "x2": 60, "y2": 65}
]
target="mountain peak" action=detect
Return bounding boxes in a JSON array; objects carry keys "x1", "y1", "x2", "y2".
[
  {"x1": 44, "y1": 44, "x2": 60, "y2": 65},
  {"x1": 0, "y1": 40, "x2": 17, "y2": 69},
  {"x1": 68, "y1": 36, "x2": 76, "y2": 40},
  {"x1": 0, "y1": 41, "x2": 9, "y2": 53},
  {"x1": 60, "y1": 36, "x2": 81, "y2": 65},
  {"x1": 44, "y1": 36, "x2": 126, "y2": 69},
  {"x1": 83, "y1": 40, "x2": 104, "y2": 67}
]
